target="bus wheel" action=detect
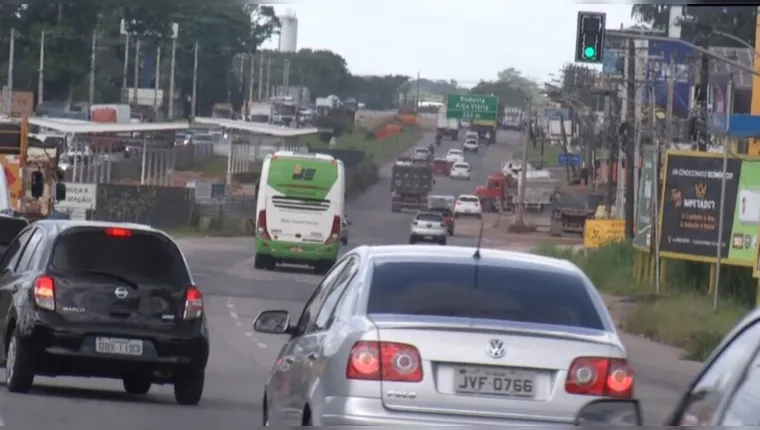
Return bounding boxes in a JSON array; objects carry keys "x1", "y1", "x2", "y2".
[
  {"x1": 314, "y1": 261, "x2": 334, "y2": 275},
  {"x1": 254, "y1": 255, "x2": 264, "y2": 270}
]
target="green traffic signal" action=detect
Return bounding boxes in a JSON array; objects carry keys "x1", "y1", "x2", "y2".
[{"x1": 583, "y1": 46, "x2": 596, "y2": 59}]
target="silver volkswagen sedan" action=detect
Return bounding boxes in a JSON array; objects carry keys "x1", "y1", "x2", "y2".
[{"x1": 253, "y1": 245, "x2": 633, "y2": 426}]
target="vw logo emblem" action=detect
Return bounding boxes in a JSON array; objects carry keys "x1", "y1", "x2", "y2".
[
  {"x1": 486, "y1": 339, "x2": 505, "y2": 359},
  {"x1": 114, "y1": 287, "x2": 129, "y2": 299}
]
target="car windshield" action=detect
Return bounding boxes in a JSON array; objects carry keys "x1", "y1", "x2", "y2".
[
  {"x1": 415, "y1": 149, "x2": 429, "y2": 154},
  {"x1": 415, "y1": 213, "x2": 443, "y2": 222},
  {"x1": 454, "y1": 163, "x2": 468, "y2": 169},
  {"x1": 368, "y1": 262, "x2": 604, "y2": 330},
  {"x1": 448, "y1": 150, "x2": 462, "y2": 155},
  {"x1": 50, "y1": 228, "x2": 191, "y2": 288},
  {"x1": 429, "y1": 207, "x2": 453, "y2": 217},
  {"x1": 459, "y1": 196, "x2": 479, "y2": 203}
]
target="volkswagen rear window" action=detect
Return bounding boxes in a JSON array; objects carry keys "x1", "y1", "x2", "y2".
[
  {"x1": 367, "y1": 262, "x2": 604, "y2": 330},
  {"x1": 50, "y1": 229, "x2": 190, "y2": 288},
  {"x1": 459, "y1": 196, "x2": 479, "y2": 202},
  {"x1": 415, "y1": 213, "x2": 443, "y2": 222}
]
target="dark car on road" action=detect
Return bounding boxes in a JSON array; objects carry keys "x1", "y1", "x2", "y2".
[{"x1": 0, "y1": 220, "x2": 209, "y2": 405}]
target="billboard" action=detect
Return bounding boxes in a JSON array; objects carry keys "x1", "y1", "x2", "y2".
[
  {"x1": 646, "y1": 40, "x2": 693, "y2": 118},
  {"x1": 658, "y1": 151, "x2": 760, "y2": 267}
]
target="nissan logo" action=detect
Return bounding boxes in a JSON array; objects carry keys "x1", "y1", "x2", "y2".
[{"x1": 114, "y1": 287, "x2": 129, "y2": 299}]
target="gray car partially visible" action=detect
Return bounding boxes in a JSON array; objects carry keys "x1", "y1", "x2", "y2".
[{"x1": 253, "y1": 245, "x2": 633, "y2": 426}]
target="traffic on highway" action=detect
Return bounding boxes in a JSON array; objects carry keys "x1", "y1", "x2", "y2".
[{"x1": 0, "y1": 124, "x2": 712, "y2": 428}]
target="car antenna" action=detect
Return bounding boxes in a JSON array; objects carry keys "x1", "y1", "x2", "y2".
[{"x1": 473, "y1": 215, "x2": 485, "y2": 259}]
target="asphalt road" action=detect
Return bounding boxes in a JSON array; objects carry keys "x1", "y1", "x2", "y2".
[{"x1": 0, "y1": 130, "x2": 694, "y2": 426}]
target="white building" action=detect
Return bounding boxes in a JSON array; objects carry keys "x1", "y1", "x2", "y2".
[{"x1": 278, "y1": 11, "x2": 298, "y2": 53}]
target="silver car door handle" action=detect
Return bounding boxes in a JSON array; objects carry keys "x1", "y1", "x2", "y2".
[
  {"x1": 306, "y1": 352, "x2": 318, "y2": 361},
  {"x1": 284, "y1": 356, "x2": 295, "y2": 364}
]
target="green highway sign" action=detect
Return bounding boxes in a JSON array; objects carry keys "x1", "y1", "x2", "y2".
[{"x1": 446, "y1": 94, "x2": 498, "y2": 121}]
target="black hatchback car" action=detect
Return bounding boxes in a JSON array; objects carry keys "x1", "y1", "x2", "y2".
[{"x1": 0, "y1": 219, "x2": 209, "y2": 405}]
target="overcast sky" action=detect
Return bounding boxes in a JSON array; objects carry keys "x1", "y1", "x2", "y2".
[{"x1": 262, "y1": 2, "x2": 636, "y2": 85}]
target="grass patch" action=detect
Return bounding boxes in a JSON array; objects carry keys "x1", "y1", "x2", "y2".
[
  {"x1": 511, "y1": 141, "x2": 563, "y2": 167},
  {"x1": 307, "y1": 125, "x2": 422, "y2": 165},
  {"x1": 534, "y1": 242, "x2": 750, "y2": 361}
]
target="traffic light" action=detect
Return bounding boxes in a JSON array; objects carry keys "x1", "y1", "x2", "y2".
[{"x1": 575, "y1": 11, "x2": 606, "y2": 64}]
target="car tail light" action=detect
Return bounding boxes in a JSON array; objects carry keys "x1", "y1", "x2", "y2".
[
  {"x1": 257, "y1": 210, "x2": 270, "y2": 240},
  {"x1": 347, "y1": 341, "x2": 422, "y2": 382},
  {"x1": 324, "y1": 216, "x2": 341, "y2": 245},
  {"x1": 183, "y1": 286, "x2": 204, "y2": 320},
  {"x1": 565, "y1": 357, "x2": 634, "y2": 398},
  {"x1": 105, "y1": 228, "x2": 132, "y2": 237},
  {"x1": 34, "y1": 275, "x2": 55, "y2": 311}
]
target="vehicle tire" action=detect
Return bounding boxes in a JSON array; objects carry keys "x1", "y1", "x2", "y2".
[
  {"x1": 439, "y1": 238, "x2": 447, "y2": 245},
  {"x1": 476, "y1": 214, "x2": 482, "y2": 220},
  {"x1": 262, "y1": 396, "x2": 270, "y2": 425},
  {"x1": 449, "y1": 228, "x2": 454, "y2": 236},
  {"x1": 341, "y1": 237, "x2": 348, "y2": 245},
  {"x1": 409, "y1": 236, "x2": 416, "y2": 244},
  {"x1": 173, "y1": 368, "x2": 204, "y2": 405},
  {"x1": 254, "y1": 254, "x2": 264, "y2": 270},
  {"x1": 391, "y1": 205, "x2": 400, "y2": 213},
  {"x1": 5, "y1": 328, "x2": 34, "y2": 393},
  {"x1": 123, "y1": 375, "x2": 152, "y2": 395}
]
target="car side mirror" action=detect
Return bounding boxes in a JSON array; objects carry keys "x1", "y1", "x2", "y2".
[
  {"x1": 574, "y1": 399, "x2": 642, "y2": 426},
  {"x1": 253, "y1": 310, "x2": 292, "y2": 335},
  {"x1": 55, "y1": 183, "x2": 66, "y2": 201},
  {"x1": 30, "y1": 171, "x2": 44, "y2": 198}
]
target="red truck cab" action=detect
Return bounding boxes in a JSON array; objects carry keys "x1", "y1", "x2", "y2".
[{"x1": 474, "y1": 173, "x2": 518, "y2": 212}]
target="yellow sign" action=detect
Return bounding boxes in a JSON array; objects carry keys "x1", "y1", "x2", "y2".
[
  {"x1": 750, "y1": 10, "x2": 760, "y2": 155},
  {"x1": 584, "y1": 219, "x2": 626, "y2": 249}
]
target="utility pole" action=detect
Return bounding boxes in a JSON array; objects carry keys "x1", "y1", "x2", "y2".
[
  {"x1": 604, "y1": 92, "x2": 615, "y2": 218},
  {"x1": 282, "y1": 58, "x2": 290, "y2": 98},
  {"x1": 513, "y1": 97, "x2": 533, "y2": 228},
  {"x1": 122, "y1": 33, "x2": 130, "y2": 95},
  {"x1": 623, "y1": 39, "x2": 636, "y2": 238},
  {"x1": 132, "y1": 38, "x2": 140, "y2": 106},
  {"x1": 37, "y1": 30, "x2": 46, "y2": 105},
  {"x1": 247, "y1": 53, "x2": 254, "y2": 114},
  {"x1": 415, "y1": 71, "x2": 421, "y2": 113},
  {"x1": 666, "y1": 58, "x2": 676, "y2": 148},
  {"x1": 168, "y1": 23, "x2": 178, "y2": 119},
  {"x1": 191, "y1": 40, "x2": 198, "y2": 118},
  {"x1": 5, "y1": 28, "x2": 14, "y2": 116},
  {"x1": 265, "y1": 56, "x2": 271, "y2": 99},
  {"x1": 257, "y1": 52, "x2": 264, "y2": 101},
  {"x1": 695, "y1": 35, "x2": 710, "y2": 151},
  {"x1": 88, "y1": 29, "x2": 97, "y2": 107},
  {"x1": 153, "y1": 45, "x2": 161, "y2": 117}
]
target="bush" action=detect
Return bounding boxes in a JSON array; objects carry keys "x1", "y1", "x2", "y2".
[{"x1": 534, "y1": 242, "x2": 750, "y2": 361}]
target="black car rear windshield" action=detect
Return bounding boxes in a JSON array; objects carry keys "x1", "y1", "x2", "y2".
[
  {"x1": 50, "y1": 229, "x2": 190, "y2": 288},
  {"x1": 415, "y1": 213, "x2": 443, "y2": 222},
  {"x1": 368, "y1": 262, "x2": 604, "y2": 330}
]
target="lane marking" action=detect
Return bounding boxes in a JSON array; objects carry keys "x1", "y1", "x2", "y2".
[
  {"x1": 245, "y1": 332, "x2": 254, "y2": 337},
  {"x1": 257, "y1": 342, "x2": 268, "y2": 348},
  {"x1": 229, "y1": 311, "x2": 239, "y2": 320},
  {"x1": 235, "y1": 320, "x2": 243, "y2": 326}
]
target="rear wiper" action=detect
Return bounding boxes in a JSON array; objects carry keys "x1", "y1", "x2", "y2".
[{"x1": 75, "y1": 270, "x2": 139, "y2": 289}]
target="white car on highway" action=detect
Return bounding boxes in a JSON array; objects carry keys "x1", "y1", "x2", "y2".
[
  {"x1": 450, "y1": 162, "x2": 471, "y2": 180},
  {"x1": 464, "y1": 130, "x2": 478, "y2": 140},
  {"x1": 463, "y1": 138, "x2": 479, "y2": 152},
  {"x1": 454, "y1": 194, "x2": 482, "y2": 218},
  {"x1": 446, "y1": 149, "x2": 464, "y2": 163}
]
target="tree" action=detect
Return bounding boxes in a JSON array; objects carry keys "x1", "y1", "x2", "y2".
[
  {"x1": 353, "y1": 74, "x2": 410, "y2": 109},
  {"x1": 0, "y1": 4, "x2": 280, "y2": 116},
  {"x1": 631, "y1": 5, "x2": 756, "y2": 46}
]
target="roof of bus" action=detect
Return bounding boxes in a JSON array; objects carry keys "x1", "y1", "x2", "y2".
[{"x1": 271, "y1": 150, "x2": 335, "y2": 161}]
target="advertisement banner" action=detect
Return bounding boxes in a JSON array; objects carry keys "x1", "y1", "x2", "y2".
[
  {"x1": 633, "y1": 150, "x2": 656, "y2": 250},
  {"x1": 659, "y1": 152, "x2": 742, "y2": 262},
  {"x1": 728, "y1": 162, "x2": 760, "y2": 263}
]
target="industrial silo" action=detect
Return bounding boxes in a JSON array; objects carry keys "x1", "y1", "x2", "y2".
[{"x1": 278, "y1": 10, "x2": 298, "y2": 53}]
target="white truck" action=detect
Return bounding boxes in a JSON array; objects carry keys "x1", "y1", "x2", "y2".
[
  {"x1": 502, "y1": 106, "x2": 524, "y2": 130},
  {"x1": 436, "y1": 108, "x2": 459, "y2": 140}
]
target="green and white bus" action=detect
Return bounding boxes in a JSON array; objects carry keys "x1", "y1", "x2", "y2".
[{"x1": 254, "y1": 151, "x2": 346, "y2": 273}]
